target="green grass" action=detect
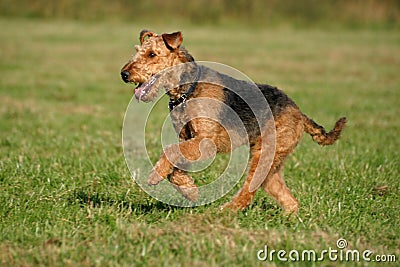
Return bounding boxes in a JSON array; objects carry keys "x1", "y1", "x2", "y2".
[
  {"x1": 0, "y1": 17, "x2": 399, "y2": 266},
  {"x1": 2, "y1": 0, "x2": 399, "y2": 29}
]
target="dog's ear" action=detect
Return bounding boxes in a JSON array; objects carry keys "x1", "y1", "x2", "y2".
[
  {"x1": 162, "y1": 31, "x2": 183, "y2": 50},
  {"x1": 139, "y1": 30, "x2": 156, "y2": 44}
]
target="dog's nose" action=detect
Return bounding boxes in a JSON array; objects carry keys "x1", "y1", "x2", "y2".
[{"x1": 121, "y1": 70, "x2": 130, "y2": 83}]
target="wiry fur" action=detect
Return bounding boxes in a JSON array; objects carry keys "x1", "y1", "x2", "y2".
[{"x1": 121, "y1": 30, "x2": 347, "y2": 214}]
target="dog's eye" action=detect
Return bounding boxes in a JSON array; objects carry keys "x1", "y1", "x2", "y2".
[{"x1": 148, "y1": 52, "x2": 156, "y2": 58}]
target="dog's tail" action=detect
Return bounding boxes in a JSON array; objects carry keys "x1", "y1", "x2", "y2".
[{"x1": 302, "y1": 114, "x2": 347, "y2": 145}]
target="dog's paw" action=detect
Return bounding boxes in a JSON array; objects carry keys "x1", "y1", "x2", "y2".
[
  {"x1": 282, "y1": 202, "x2": 299, "y2": 218},
  {"x1": 173, "y1": 185, "x2": 199, "y2": 202},
  {"x1": 220, "y1": 200, "x2": 249, "y2": 212},
  {"x1": 220, "y1": 202, "x2": 241, "y2": 212},
  {"x1": 147, "y1": 169, "x2": 164, "y2": 185}
]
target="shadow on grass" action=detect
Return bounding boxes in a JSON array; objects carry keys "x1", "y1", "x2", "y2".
[{"x1": 69, "y1": 189, "x2": 180, "y2": 213}]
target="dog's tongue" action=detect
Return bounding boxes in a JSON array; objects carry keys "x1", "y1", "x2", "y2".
[
  {"x1": 134, "y1": 87, "x2": 143, "y2": 101},
  {"x1": 134, "y1": 76, "x2": 157, "y2": 102}
]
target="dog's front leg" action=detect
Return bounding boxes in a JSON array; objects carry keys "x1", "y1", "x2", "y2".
[
  {"x1": 147, "y1": 136, "x2": 216, "y2": 185},
  {"x1": 169, "y1": 168, "x2": 199, "y2": 201}
]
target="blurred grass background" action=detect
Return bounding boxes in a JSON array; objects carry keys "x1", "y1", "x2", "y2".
[{"x1": 1, "y1": 0, "x2": 399, "y2": 28}]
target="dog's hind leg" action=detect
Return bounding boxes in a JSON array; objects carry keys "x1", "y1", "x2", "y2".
[
  {"x1": 224, "y1": 106, "x2": 303, "y2": 212},
  {"x1": 223, "y1": 159, "x2": 298, "y2": 214},
  {"x1": 260, "y1": 107, "x2": 304, "y2": 214},
  {"x1": 261, "y1": 167, "x2": 299, "y2": 215},
  {"x1": 222, "y1": 143, "x2": 265, "y2": 211}
]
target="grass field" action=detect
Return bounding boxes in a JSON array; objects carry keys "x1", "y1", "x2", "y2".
[{"x1": 0, "y1": 17, "x2": 399, "y2": 266}]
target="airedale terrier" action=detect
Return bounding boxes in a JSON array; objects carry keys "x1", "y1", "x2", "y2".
[{"x1": 121, "y1": 30, "x2": 346, "y2": 214}]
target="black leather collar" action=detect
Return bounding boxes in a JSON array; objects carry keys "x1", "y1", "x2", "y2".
[{"x1": 168, "y1": 64, "x2": 201, "y2": 111}]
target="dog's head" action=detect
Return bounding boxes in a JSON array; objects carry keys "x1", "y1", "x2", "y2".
[{"x1": 121, "y1": 30, "x2": 194, "y2": 102}]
